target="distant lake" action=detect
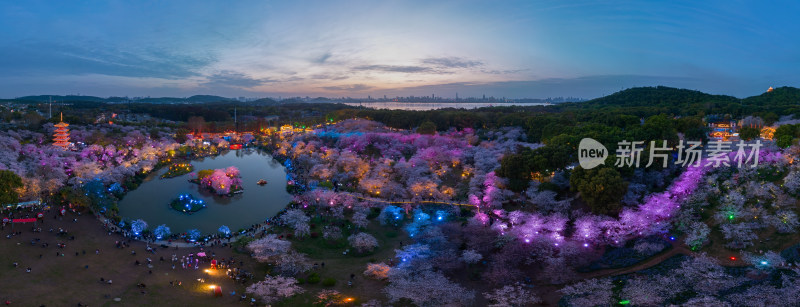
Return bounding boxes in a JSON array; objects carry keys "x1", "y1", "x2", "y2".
[
  {"x1": 343, "y1": 101, "x2": 551, "y2": 111},
  {"x1": 118, "y1": 149, "x2": 292, "y2": 234}
]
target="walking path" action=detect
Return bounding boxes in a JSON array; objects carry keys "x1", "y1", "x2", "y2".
[
  {"x1": 94, "y1": 214, "x2": 271, "y2": 248},
  {"x1": 579, "y1": 245, "x2": 690, "y2": 280}
]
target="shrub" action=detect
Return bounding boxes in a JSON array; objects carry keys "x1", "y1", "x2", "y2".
[
  {"x1": 322, "y1": 278, "x2": 336, "y2": 287},
  {"x1": 367, "y1": 207, "x2": 381, "y2": 219},
  {"x1": 307, "y1": 272, "x2": 320, "y2": 284}
]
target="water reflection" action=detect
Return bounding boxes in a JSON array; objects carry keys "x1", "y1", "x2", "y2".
[{"x1": 118, "y1": 149, "x2": 292, "y2": 233}]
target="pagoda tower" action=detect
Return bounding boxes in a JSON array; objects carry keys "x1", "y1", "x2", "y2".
[{"x1": 53, "y1": 113, "x2": 70, "y2": 149}]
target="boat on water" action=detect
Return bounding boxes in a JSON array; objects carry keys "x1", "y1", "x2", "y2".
[{"x1": 257, "y1": 179, "x2": 268, "y2": 185}]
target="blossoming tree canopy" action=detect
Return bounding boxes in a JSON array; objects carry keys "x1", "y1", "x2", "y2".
[
  {"x1": 195, "y1": 166, "x2": 243, "y2": 195},
  {"x1": 246, "y1": 276, "x2": 304, "y2": 303}
]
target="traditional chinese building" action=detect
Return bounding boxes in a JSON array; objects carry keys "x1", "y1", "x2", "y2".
[
  {"x1": 708, "y1": 121, "x2": 736, "y2": 141},
  {"x1": 53, "y1": 113, "x2": 70, "y2": 149},
  {"x1": 280, "y1": 124, "x2": 294, "y2": 136},
  {"x1": 739, "y1": 116, "x2": 765, "y2": 129}
]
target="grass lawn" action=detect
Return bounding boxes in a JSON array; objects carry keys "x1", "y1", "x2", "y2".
[{"x1": 264, "y1": 213, "x2": 410, "y2": 306}]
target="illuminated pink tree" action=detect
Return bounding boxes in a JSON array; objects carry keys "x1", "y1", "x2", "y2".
[
  {"x1": 247, "y1": 234, "x2": 291, "y2": 262},
  {"x1": 246, "y1": 276, "x2": 304, "y2": 304},
  {"x1": 348, "y1": 232, "x2": 379, "y2": 253}
]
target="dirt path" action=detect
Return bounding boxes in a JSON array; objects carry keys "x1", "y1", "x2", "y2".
[{"x1": 579, "y1": 245, "x2": 690, "y2": 280}]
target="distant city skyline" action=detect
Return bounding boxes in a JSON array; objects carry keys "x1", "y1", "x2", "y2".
[{"x1": 1, "y1": 1, "x2": 798, "y2": 99}]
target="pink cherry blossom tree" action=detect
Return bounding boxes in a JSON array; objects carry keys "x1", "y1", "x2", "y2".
[
  {"x1": 348, "y1": 232, "x2": 379, "y2": 253},
  {"x1": 483, "y1": 283, "x2": 541, "y2": 307},
  {"x1": 246, "y1": 275, "x2": 304, "y2": 304}
]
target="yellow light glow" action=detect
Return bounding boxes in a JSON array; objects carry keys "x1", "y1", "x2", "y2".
[{"x1": 209, "y1": 285, "x2": 216, "y2": 289}]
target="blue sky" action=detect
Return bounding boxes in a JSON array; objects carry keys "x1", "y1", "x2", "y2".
[{"x1": 1, "y1": 0, "x2": 798, "y2": 98}]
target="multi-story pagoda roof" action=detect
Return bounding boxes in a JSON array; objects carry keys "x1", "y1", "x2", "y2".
[{"x1": 53, "y1": 113, "x2": 70, "y2": 149}]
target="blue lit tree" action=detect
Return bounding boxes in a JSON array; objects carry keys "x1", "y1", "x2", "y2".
[
  {"x1": 405, "y1": 209, "x2": 431, "y2": 238},
  {"x1": 187, "y1": 229, "x2": 202, "y2": 241},
  {"x1": 84, "y1": 178, "x2": 114, "y2": 213},
  {"x1": 434, "y1": 210, "x2": 448, "y2": 222},
  {"x1": 218, "y1": 225, "x2": 231, "y2": 236},
  {"x1": 154, "y1": 224, "x2": 171, "y2": 240},
  {"x1": 395, "y1": 243, "x2": 431, "y2": 268},
  {"x1": 83, "y1": 178, "x2": 106, "y2": 198},
  {"x1": 131, "y1": 219, "x2": 148, "y2": 236},
  {"x1": 108, "y1": 182, "x2": 123, "y2": 194},
  {"x1": 379, "y1": 205, "x2": 405, "y2": 225}
]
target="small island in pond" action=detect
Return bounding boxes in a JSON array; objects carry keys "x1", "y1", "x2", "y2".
[
  {"x1": 189, "y1": 166, "x2": 243, "y2": 196},
  {"x1": 162, "y1": 163, "x2": 194, "y2": 178},
  {"x1": 170, "y1": 193, "x2": 206, "y2": 213}
]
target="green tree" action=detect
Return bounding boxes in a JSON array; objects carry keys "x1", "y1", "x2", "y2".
[
  {"x1": 54, "y1": 186, "x2": 91, "y2": 209},
  {"x1": 569, "y1": 166, "x2": 628, "y2": 215},
  {"x1": 738, "y1": 127, "x2": 760, "y2": 141},
  {"x1": 174, "y1": 127, "x2": 190, "y2": 144},
  {"x1": 0, "y1": 170, "x2": 23, "y2": 205},
  {"x1": 497, "y1": 150, "x2": 531, "y2": 192},
  {"x1": 639, "y1": 114, "x2": 679, "y2": 145},
  {"x1": 417, "y1": 121, "x2": 437, "y2": 135},
  {"x1": 762, "y1": 112, "x2": 779, "y2": 125},
  {"x1": 196, "y1": 169, "x2": 214, "y2": 180},
  {"x1": 774, "y1": 124, "x2": 798, "y2": 148},
  {"x1": 776, "y1": 135, "x2": 794, "y2": 148}
]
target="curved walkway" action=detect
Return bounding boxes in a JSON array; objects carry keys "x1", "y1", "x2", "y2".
[
  {"x1": 579, "y1": 245, "x2": 690, "y2": 280},
  {"x1": 94, "y1": 214, "x2": 270, "y2": 248}
]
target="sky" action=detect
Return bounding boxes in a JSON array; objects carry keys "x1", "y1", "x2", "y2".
[{"x1": 1, "y1": 0, "x2": 798, "y2": 99}]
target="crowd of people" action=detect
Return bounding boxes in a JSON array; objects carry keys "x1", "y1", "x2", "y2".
[{"x1": 2, "y1": 201, "x2": 271, "y2": 305}]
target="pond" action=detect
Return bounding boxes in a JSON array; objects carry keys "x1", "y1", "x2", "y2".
[{"x1": 118, "y1": 149, "x2": 292, "y2": 234}]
